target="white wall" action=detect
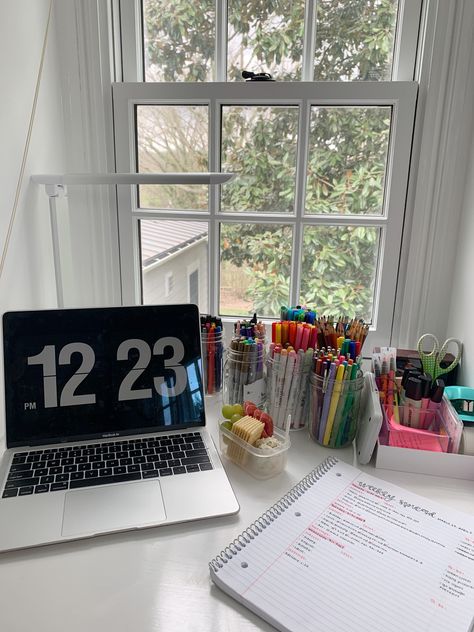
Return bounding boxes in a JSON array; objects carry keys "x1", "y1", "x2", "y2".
[
  {"x1": 0, "y1": 2, "x2": 67, "y2": 444},
  {"x1": 447, "y1": 130, "x2": 474, "y2": 387},
  {"x1": 143, "y1": 242, "x2": 208, "y2": 309},
  {"x1": 0, "y1": 1, "x2": 65, "y2": 312}
]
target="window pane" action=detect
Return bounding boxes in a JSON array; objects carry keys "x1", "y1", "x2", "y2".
[
  {"x1": 136, "y1": 105, "x2": 209, "y2": 211},
  {"x1": 305, "y1": 106, "x2": 391, "y2": 215},
  {"x1": 141, "y1": 219, "x2": 208, "y2": 312},
  {"x1": 299, "y1": 225, "x2": 380, "y2": 321},
  {"x1": 314, "y1": 0, "x2": 399, "y2": 81},
  {"x1": 220, "y1": 223, "x2": 292, "y2": 318},
  {"x1": 227, "y1": 0, "x2": 305, "y2": 81},
  {"x1": 142, "y1": 0, "x2": 215, "y2": 81},
  {"x1": 221, "y1": 106, "x2": 299, "y2": 213}
]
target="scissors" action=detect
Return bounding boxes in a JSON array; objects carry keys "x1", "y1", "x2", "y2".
[{"x1": 417, "y1": 334, "x2": 462, "y2": 382}]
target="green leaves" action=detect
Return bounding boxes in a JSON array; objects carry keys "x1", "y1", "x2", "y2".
[{"x1": 141, "y1": 0, "x2": 398, "y2": 319}]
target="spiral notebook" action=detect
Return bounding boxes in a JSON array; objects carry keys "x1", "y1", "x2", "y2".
[{"x1": 209, "y1": 458, "x2": 474, "y2": 632}]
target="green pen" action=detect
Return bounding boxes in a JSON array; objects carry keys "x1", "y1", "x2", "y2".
[{"x1": 337, "y1": 362, "x2": 360, "y2": 446}]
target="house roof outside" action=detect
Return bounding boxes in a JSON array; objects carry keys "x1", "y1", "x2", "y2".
[{"x1": 140, "y1": 219, "x2": 207, "y2": 267}]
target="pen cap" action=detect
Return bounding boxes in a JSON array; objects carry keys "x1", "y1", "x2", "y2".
[
  {"x1": 419, "y1": 374, "x2": 432, "y2": 398},
  {"x1": 402, "y1": 367, "x2": 420, "y2": 389},
  {"x1": 430, "y1": 378, "x2": 445, "y2": 403},
  {"x1": 405, "y1": 377, "x2": 422, "y2": 402}
]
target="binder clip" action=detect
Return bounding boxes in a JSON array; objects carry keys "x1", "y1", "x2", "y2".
[{"x1": 242, "y1": 70, "x2": 275, "y2": 82}]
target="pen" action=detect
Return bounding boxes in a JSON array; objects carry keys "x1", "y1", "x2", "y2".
[
  {"x1": 285, "y1": 348, "x2": 304, "y2": 428},
  {"x1": 318, "y1": 361, "x2": 338, "y2": 443},
  {"x1": 277, "y1": 349, "x2": 296, "y2": 430},
  {"x1": 273, "y1": 349, "x2": 288, "y2": 423},
  {"x1": 323, "y1": 362, "x2": 345, "y2": 445}
]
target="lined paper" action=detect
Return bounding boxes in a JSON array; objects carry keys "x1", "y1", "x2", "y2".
[{"x1": 211, "y1": 460, "x2": 474, "y2": 632}]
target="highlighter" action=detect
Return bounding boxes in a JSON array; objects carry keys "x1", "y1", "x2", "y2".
[
  {"x1": 426, "y1": 379, "x2": 445, "y2": 429},
  {"x1": 400, "y1": 368, "x2": 420, "y2": 406},
  {"x1": 404, "y1": 377, "x2": 423, "y2": 428},
  {"x1": 418, "y1": 373, "x2": 432, "y2": 429}
]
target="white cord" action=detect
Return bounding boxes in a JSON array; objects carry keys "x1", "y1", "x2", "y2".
[{"x1": 0, "y1": 0, "x2": 53, "y2": 283}]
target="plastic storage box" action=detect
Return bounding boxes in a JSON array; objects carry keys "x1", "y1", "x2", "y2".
[
  {"x1": 380, "y1": 406, "x2": 449, "y2": 452},
  {"x1": 218, "y1": 425, "x2": 290, "y2": 479}
]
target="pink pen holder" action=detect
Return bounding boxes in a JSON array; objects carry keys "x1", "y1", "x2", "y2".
[{"x1": 380, "y1": 406, "x2": 450, "y2": 452}]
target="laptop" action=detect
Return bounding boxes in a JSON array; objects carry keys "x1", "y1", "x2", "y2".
[{"x1": 0, "y1": 305, "x2": 239, "y2": 553}]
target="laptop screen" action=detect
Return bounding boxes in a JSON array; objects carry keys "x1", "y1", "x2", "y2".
[{"x1": 3, "y1": 305, "x2": 206, "y2": 447}]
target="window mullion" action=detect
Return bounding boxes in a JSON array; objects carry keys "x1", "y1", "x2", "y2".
[
  {"x1": 290, "y1": 99, "x2": 311, "y2": 307},
  {"x1": 302, "y1": 0, "x2": 317, "y2": 81},
  {"x1": 215, "y1": 0, "x2": 228, "y2": 82}
]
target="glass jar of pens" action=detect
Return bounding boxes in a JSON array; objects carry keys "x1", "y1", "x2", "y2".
[
  {"x1": 265, "y1": 349, "x2": 313, "y2": 431},
  {"x1": 201, "y1": 329, "x2": 224, "y2": 395},
  {"x1": 222, "y1": 339, "x2": 266, "y2": 408},
  {"x1": 308, "y1": 363, "x2": 364, "y2": 448}
]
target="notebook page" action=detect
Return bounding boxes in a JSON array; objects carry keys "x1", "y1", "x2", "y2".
[{"x1": 211, "y1": 460, "x2": 474, "y2": 632}]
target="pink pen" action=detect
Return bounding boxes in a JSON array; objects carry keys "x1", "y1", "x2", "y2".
[
  {"x1": 294, "y1": 324, "x2": 303, "y2": 351},
  {"x1": 301, "y1": 325, "x2": 310, "y2": 351}
]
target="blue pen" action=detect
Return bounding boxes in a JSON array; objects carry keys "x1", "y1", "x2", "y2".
[{"x1": 349, "y1": 341, "x2": 356, "y2": 361}]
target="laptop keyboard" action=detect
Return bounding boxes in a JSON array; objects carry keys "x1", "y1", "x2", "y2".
[{"x1": 2, "y1": 432, "x2": 212, "y2": 499}]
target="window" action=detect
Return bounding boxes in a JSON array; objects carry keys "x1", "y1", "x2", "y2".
[{"x1": 115, "y1": 0, "x2": 421, "y2": 348}]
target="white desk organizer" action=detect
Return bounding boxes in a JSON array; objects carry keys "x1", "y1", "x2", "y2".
[{"x1": 357, "y1": 373, "x2": 474, "y2": 481}]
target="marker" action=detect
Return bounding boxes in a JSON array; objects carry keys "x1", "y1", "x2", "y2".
[
  {"x1": 273, "y1": 349, "x2": 288, "y2": 424},
  {"x1": 277, "y1": 350, "x2": 296, "y2": 430},
  {"x1": 427, "y1": 379, "x2": 445, "y2": 429},
  {"x1": 285, "y1": 348, "x2": 304, "y2": 429},
  {"x1": 419, "y1": 373, "x2": 432, "y2": 429},
  {"x1": 322, "y1": 362, "x2": 345, "y2": 445},
  {"x1": 404, "y1": 377, "x2": 423, "y2": 428}
]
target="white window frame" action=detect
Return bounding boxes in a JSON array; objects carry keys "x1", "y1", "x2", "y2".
[
  {"x1": 164, "y1": 271, "x2": 174, "y2": 297},
  {"x1": 187, "y1": 263, "x2": 200, "y2": 305},
  {"x1": 113, "y1": 81, "x2": 416, "y2": 349},
  {"x1": 117, "y1": 0, "x2": 423, "y2": 83}
]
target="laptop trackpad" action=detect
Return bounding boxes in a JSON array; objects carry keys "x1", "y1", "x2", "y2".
[{"x1": 62, "y1": 481, "x2": 167, "y2": 537}]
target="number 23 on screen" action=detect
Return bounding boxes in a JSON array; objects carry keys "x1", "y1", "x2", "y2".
[{"x1": 27, "y1": 337, "x2": 187, "y2": 408}]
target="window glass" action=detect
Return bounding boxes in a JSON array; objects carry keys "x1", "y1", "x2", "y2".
[
  {"x1": 220, "y1": 223, "x2": 292, "y2": 318},
  {"x1": 227, "y1": 0, "x2": 305, "y2": 81},
  {"x1": 142, "y1": 0, "x2": 215, "y2": 81},
  {"x1": 141, "y1": 219, "x2": 209, "y2": 313},
  {"x1": 299, "y1": 225, "x2": 380, "y2": 320},
  {"x1": 305, "y1": 106, "x2": 391, "y2": 215},
  {"x1": 136, "y1": 105, "x2": 209, "y2": 210},
  {"x1": 221, "y1": 106, "x2": 299, "y2": 213},
  {"x1": 314, "y1": 0, "x2": 399, "y2": 80}
]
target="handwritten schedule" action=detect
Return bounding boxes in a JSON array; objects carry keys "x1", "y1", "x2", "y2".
[{"x1": 211, "y1": 459, "x2": 474, "y2": 632}]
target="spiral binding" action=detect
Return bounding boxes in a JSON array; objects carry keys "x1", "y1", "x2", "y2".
[{"x1": 209, "y1": 456, "x2": 338, "y2": 572}]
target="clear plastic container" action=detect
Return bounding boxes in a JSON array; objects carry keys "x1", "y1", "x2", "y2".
[
  {"x1": 201, "y1": 330, "x2": 224, "y2": 395},
  {"x1": 265, "y1": 356, "x2": 310, "y2": 431},
  {"x1": 308, "y1": 371, "x2": 364, "y2": 448},
  {"x1": 222, "y1": 343, "x2": 266, "y2": 407},
  {"x1": 218, "y1": 425, "x2": 290, "y2": 479},
  {"x1": 380, "y1": 406, "x2": 450, "y2": 452}
]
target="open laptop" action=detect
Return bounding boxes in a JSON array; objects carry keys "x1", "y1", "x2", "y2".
[{"x1": 0, "y1": 305, "x2": 239, "y2": 553}]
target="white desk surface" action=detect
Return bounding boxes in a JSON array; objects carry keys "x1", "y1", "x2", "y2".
[{"x1": 0, "y1": 395, "x2": 472, "y2": 632}]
